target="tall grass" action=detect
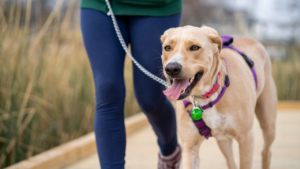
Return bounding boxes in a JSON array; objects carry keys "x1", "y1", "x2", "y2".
[
  {"x1": 0, "y1": 0, "x2": 140, "y2": 168},
  {"x1": 271, "y1": 44, "x2": 300, "y2": 100},
  {"x1": 0, "y1": 0, "x2": 299, "y2": 168}
]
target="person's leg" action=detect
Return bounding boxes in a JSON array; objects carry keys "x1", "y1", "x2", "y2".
[
  {"x1": 129, "y1": 13, "x2": 181, "y2": 156},
  {"x1": 81, "y1": 9, "x2": 129, "y2": 169}
]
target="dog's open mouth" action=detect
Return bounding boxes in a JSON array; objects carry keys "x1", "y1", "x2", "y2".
[{"x1": 163, "y1": 72, "x2": 203, "y2": 100}]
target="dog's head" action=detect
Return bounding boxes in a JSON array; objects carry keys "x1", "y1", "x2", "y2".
[{"x1": 161, "y1": 26, "x2": 222, "y2": 100}]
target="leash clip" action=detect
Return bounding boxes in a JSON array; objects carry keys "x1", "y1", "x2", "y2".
[{"x1": 192, "y1": 95, "x2": 197, "y2": 107}]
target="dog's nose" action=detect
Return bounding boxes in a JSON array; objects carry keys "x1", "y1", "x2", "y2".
[{"x1": 165, "y1": 62, "x2": 182, "y2": 77}]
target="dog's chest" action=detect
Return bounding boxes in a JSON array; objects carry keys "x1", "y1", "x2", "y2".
[{"x1": 202, "y1": 107, "x2": 236, "y2": 140}]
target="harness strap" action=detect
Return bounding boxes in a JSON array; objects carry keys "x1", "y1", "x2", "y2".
[
  {"x1": 183, "y1": 101, "x2": 212, "y2": 139},
  {"x1": 221, "y1": 36, "x2": 258, "y2": 90},
  {"x1": 183, "y1": 59, "x2": 230, "y2": 139}
]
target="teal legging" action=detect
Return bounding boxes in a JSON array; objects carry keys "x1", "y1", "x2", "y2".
[{"x1": 81, "y1": 8, "x2": 181, "y2": 169}]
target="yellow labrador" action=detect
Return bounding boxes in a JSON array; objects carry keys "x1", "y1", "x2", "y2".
[{"x1": 161, "y1": 26, "x2": 277, "y2": 169}]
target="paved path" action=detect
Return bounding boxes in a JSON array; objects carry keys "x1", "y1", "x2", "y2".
[{"x1": 64, "y1": 110, "x2": 300, "y2": 169}]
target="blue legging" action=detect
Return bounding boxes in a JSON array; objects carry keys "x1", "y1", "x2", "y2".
[{"x1": 81, "y1": 9, "x2": 181, "y2": 169}]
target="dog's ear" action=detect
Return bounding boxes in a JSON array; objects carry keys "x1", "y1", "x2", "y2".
[
  {"x1": 201, "y1": 26, "x2": 222, "y2": 53},
  {"x1": 161, "y1": 28, "x2": 174, "y2": 44},
  {"x1": 201, "y1": 26, "x2": 218, "y2": 35},
  {"x1": 208, "y1": 34, "x2": 222, "y2": 52}
]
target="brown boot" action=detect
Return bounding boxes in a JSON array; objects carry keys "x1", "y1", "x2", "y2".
[{"x1": 158, "y1": 144, "x2": 181, "y2": 169}]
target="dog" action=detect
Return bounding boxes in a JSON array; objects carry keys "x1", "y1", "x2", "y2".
[{"x1": 160, "y1": 25, "x2": 277, "y2": 169}]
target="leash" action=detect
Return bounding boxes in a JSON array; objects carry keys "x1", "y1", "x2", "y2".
[{"x1": 104, "y1": 0, "x2": 171, "y2": 88}]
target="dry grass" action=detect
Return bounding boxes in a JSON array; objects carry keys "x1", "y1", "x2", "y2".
[
  {"x1": 271, "y1": 44, "x2": 300, "y2": 100},
  {"x1": 0, "y1": 0, "x2": 299, "y2": 168},
  {"x1": 0, "y1": 0, "x2": 140, "y2": 167}
]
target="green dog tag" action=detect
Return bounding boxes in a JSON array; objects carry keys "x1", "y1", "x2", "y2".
[{"x1": 191, "y1": 106, "x2": 203, "y2": 120}]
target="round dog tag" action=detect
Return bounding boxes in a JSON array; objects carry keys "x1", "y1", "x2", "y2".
[{"x1": 191, "y1": 106, "x2": 203, "y2": 120}]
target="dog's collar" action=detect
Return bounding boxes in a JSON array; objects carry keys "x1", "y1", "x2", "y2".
[
  {"x1": 183, "y1": 59, "x2": 230, "y2": 139},
  {"x1": 193, "y1": 71, "x2": 221, "y2": 99}
]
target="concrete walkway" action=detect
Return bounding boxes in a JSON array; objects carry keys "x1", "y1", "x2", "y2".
[{"x1": 64, "y1": 110, "x2": 300, "y2": 169}]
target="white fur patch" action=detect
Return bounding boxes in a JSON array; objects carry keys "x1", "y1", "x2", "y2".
[
  {"x1": 202, "y1": 106, "x2": 235, "y2": 140},
  {"x1": 166, "y1": 30, "x2": 187, "y2": 65},
  {"x1": 166, "y1": 52, "x2": 183, "y2": 65}
]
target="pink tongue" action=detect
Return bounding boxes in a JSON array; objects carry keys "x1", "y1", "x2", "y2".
[{"x1": 163, "y1": 79, "x2": 190, "y2": 100}]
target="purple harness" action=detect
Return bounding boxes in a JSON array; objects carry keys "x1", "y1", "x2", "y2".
[
  {"x1": 222, "y1": 36, "x2": 258, "y2": 89},
  {"x1": 183, "y1": 36, "x2": 258, "y2": 139}
]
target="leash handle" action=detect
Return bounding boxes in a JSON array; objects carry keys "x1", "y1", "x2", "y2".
[{"x1": 104, "y1": 0, "x2": 171, "y2": 88}]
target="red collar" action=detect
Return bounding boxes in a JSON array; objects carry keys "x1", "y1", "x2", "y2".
[{"x1": 195, "y1": 71, "x2": 221, "y2": 99}]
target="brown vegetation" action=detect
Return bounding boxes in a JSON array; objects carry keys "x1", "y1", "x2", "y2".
[{"x1": 0, "y1": 0, "x2": 299, "y2": 168}]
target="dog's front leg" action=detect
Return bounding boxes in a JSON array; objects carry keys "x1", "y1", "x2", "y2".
[
  {"x1": 177, "y1": 102, "x2": 204, "y2": 169},
  {"x1": 181, "y1": 139, "x2": 203, "y2": 169},
  {"x1": 182, "y1": 140, "x2": 203, "y2": 169},
  {"x1": 237, "y1": 130, "x2": 254, "y2": 169},
  {"x1": 217, "y1": 139, "x2": 237, "y2": 169}
]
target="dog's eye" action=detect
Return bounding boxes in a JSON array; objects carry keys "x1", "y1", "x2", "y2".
[
  {"x1": 164, "y1": 45, "x2": 171, "y2": 51},
  {"x1": 190, "y1": 45, "x2": 200, "y2": 51}
]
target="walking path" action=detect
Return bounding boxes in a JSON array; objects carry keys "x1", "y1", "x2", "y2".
[{"x1": 64, "y1": 110, "x2": 300, "y2": 169}]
